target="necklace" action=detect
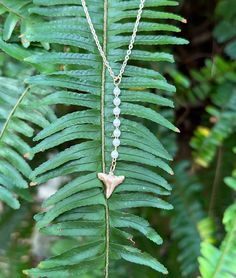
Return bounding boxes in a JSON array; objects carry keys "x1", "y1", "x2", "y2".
[{"x1": 81, "y1": 0, "x2": 146, "y2": 198}]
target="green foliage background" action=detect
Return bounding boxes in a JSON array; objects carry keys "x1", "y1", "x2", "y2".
[{"x1": 0, "y1": 0, "x2": 235, "y2": 277}]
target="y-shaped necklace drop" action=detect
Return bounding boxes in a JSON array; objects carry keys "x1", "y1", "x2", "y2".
[{"x1": 81, "y1": 0, "x2": 146, "y2": 198}]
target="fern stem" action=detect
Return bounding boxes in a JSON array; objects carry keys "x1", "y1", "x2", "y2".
[
  {"x1": 105, "y1": 202, "x2": 110, "y2": 278},
  {"x1": 101, "y1": 0, "x2": 110, "y2": 277},
  {"x1": 0, "y1": 86, "x2": 30, "y2": 141},
  {"x1": 208, "y1": 147, "x2": 222, "y2": 216},
  {"x1": 101, "y1": 3, "x2": 107, "y2": 174}
]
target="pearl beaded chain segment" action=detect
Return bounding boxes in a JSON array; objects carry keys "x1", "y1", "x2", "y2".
[{"x1": 81, "y1": 0, "x2": 146, "y2": 198}]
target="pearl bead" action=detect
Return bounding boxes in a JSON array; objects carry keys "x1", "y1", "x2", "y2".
[
  {"x1": 113, "y1": 107, "x2": 120, "y2": 116},
  {"x1": 113, "y1": 118, "x2": 120, "y2": 127},
  {"x1": 113, "y1": 138, "x2": 120, "y2": 147},
  {"x1": 111, "y1": 150, "x2": 119, "y2": 159},
  {"x1": 113, "y1": 128, "x2": 121, "y2": 137},
  {"x1": 113, "y1": 97, "x2": 121, "y2": 106},
  {"x1": 113, "y1": 87, "x2": 121, "y2": 96}
]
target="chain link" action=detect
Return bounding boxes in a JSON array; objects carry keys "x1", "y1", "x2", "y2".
[
  {"x1": 110, "y1": 158, "x2": 117, "y2": 174},
  {"x1": 81, "y1": 0, "x2": 146, "y2": 84}
]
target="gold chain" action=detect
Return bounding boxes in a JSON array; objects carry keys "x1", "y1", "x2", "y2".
[
  {"x1": 81, "y1": 0, "x2": 146, "y2": 85},
  {"x1": 81, "y1": 0, "x2": 145, "y2": 174}
]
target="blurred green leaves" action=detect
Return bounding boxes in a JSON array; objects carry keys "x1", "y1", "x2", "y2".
[
  {"x1": 214, "y1": 0, "x2": 236, "y2": 59},
  {"x1": 0, "y1": 0, "x2": 236, "y2": 277}
]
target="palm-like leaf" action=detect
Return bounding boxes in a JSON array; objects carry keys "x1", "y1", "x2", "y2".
[
  {"x1": 0, "y1": 77, "x2": 55, "y2": 209},
  {"x1": 1, "y1": 0, "x2": 188, "y2": 276}
]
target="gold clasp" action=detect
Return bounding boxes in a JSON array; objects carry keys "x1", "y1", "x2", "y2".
[{"x1": 114, "y1": 76, "x2": 121, "y2": 86}]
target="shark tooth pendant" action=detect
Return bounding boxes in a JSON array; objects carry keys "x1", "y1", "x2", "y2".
[{"x1": 98, "y1": 172, "x2": 125, "y2": 199}]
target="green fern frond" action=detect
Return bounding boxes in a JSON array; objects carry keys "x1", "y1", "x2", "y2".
[
  {"x1": 0, "y1": 0, "x2": 32, "y2": 42},
  {"x1": 191, "y1": 59, "x2": 236, "y2": 167},
  {"x1": 197, "y1": 217, "x2": 216, "y2": 245},
  {"x1": 170, "y1": 161, "x2": 206, "y2": 277},
  {"x1": 0, "y1": 0, "x2": 52, "y2": 50},
  {"x1": 199, "y1": 158, "x2": 236, "y2": 278},
  {"x1": 199, "y1": 210, "x2": 236, "y2": 278},
  {"x1": 214, "y1": 0, "x2": 236, "y2": 59},
  {"x1": 0, "y1": 77, "x2": 55, "y2": 209},
  {"x1": 2, "y1": 0, "x2": 188, "y2": 276},
  {"x1": 0, "y1": 204, "x2": 33, "y2": 276}
]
